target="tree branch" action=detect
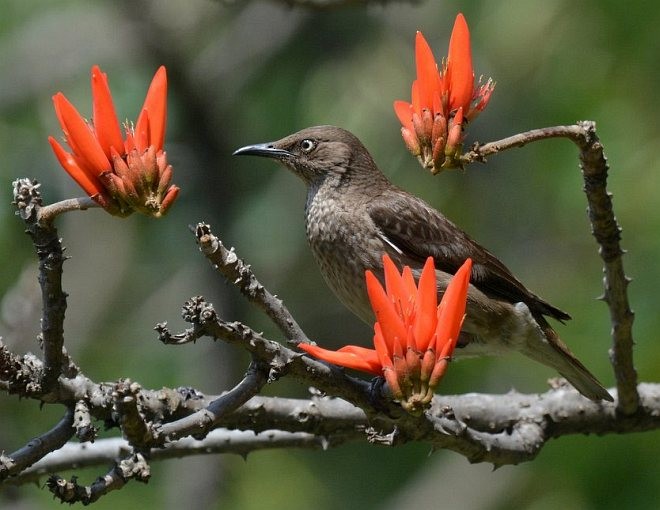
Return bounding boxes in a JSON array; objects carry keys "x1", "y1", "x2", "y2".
[
  {"x1": 37, "y1": 196, "x2": 99, "y2": 224},
  {"x1": 157, "y1": 297, "x2": 383, "y2": 414},
  {"x1": 462, "y1": 122, "x2": 639, "y2": 414},
  {"x1": 572, "y1": 121, "x2": 638, "y2": 414},
  {"x1": 0, "y1": 408, "x2": 74, "y2": 481},
  {"x1": 11, "y1": 429, "x2": 336, "y2": 486},
  {"x1": 192, "y1": 222, "x2": 311, "y2": 345},
  {"x1": 460, "y1": 125, "x2": 588, "y2": 164},
  {"x1": 45, "y1": 452, "x2": 150, "y2": 504},
  {"x1": 11, "y1": 179, "x2": 67, "y2": 395},
  {"x1": 157, "y1": 360, "x2": 269, "y2": 442},
  {"x1": 6, "y1": 383, "x2": 660, "y2": 485}
]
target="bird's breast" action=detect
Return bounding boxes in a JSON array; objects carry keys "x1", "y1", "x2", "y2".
[{"x1": 304, "y1": 193, "x2": 384, "y2": 323}]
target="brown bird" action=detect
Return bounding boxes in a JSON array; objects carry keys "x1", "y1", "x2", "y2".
[{"x1": 234, "y1": 125, "x2": 613, "y2": 401}]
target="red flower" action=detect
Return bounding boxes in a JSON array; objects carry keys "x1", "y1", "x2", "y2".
[
  {"x1": 48, "y1": 66, "x2": 179, "y2": 217},
  {"x1": 299, "y1": 255, "x2": 472, "y2": 414},
  {"x1": 394, "y1": 13, "x2": 495, "y2": 173}
]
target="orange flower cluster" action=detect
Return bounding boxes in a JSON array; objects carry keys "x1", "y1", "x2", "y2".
[
  {"x1": 394, "y1": 14, "x2": 495, "y2": 173},
  {"x1": 49, "y1": 66, "x2": 179, "y2": 217},
  {"x1": 299, "y1": 255, "x2": 472, "y2": 414}
]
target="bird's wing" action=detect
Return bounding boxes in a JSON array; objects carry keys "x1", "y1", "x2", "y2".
[{"x1": 368, "y1": 189, "x2": 571, "y2": 322}]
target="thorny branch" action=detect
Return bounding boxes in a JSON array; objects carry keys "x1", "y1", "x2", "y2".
[
  {"x1": 1, "y1": 123, "x2": 653, "y2": 503},
  {"x1": 157, "y1": 360, "x2": 269, "y2": 442},
  {"x1": 11, "y1": 179, "x2": 68, "y2": 395},
  {"x1": 462, "y1": 122, "x2": 639, "y2": 414},
  {"x1": 7, "y1": 385, "x2": 660, "y2": 487},
  {"x1": 12, "y1": 430, "x2": 336, "y2": 486},
  {"x1": 192, "y1": 223, "x2": 311, "y2": 345}
]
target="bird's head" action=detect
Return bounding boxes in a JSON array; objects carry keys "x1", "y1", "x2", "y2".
[{"x1": 233, "y1": 125, "x2": 383, "y2": 188}]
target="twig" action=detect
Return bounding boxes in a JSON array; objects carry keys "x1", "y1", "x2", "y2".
[
  {"x1": 572, "y1": 121, "x2": 638, "y2": 414},
  {"x1": 0, "y1": 408, "x2": 74, "y2": 481},
  {"x1": 11, "y1": 179, "x2": 67, "y2": 394},
  {"x1": 158, "y1": 298, "x2": 382, "y2": 414},
  {"x1": 46, "y1": 452, "x2": 150, "y2": 504},
  {"x1": 192, "y1": 223, "x2": 311, "y2": 344},
  {"x1": 460, "y1": 125, "x2": 587, "y2": 164},
  {"x1": 12, "y1": 429, "x2": 335, "y2": 486},
  {"x1": 462, "y1": 123, "x2": 639, "y2": 414},
  {"x1": 157, "y1": 361, "x2": 268, "y2": 442},
  {"x1": 38, "y1": 196, "x2": 99, "y2": 224}
]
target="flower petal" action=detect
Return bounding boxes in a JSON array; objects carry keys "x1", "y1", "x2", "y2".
[
  {"x1": 373, "y1": 323, "x2": 394, "y2": 371},
  {"x1": 337, "y1": 345, "x2": 381, "y2": 373},
  {"x1": 401, "y1": 266, "x2": 417, "y2": 301},
  {"x1": 366, "y1": 269, "x2": 407, "y2": 353},
  {"x1": 91, "y1": 65, "x2": 124, "y2": 159},
  {"x1": 429, "y1": 357, "x2": 450, "y2": 388},
  {"x1": 135, "y1": 66, "x2": 167, "y2": 151},
  {"x1": 447, "y1": 13, "x2": 474, "y2": 113},
  {"x1": 158, "y1": 185, "x2": 180, "y2": 216},
  {"x1": 446, "y1": 106, "x2": 464, "y2": 150},
  {"x1": 298, "y1": 342, "x2": 381, "y2": 375},
  {"x1": 435, "y1": 258, "x2": 472, "y2": 357},
  {"x1": 48, "y1": 136, "x2": 105, "y2": 197},
  {"x1": 411, "y1": 80, "x2": 421, "y2": 116},
  {"x1": 394, "y1": 100, "x2": 414, "y2": 131},
  {"x1": 52, "y1": 93, "x2": 111, "y2": 175},
  {"x1": 134, "y1": 110, "x2": 150, "y2": 154},
  {"x1": 383, "y1": 254, "x2": 407, "y2": 307},
  {"x1": 413, "y1": 257, "x2": 438, "y2": 350},
  {"x1": 415, "y1": 31, "x2": 441, "y2": 113}
]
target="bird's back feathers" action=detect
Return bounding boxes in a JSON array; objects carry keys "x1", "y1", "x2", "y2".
[{"x1": 368, "y1": 187, "x2": 571, "y2": 322}]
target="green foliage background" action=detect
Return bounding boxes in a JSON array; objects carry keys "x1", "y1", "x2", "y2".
[{"x1": 1, "y1": 0, "x2": 658, "y2": 508}]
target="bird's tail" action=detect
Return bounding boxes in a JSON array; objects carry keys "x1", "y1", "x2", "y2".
[{"x1": 521, "y1": 318, "x2": 613, "y2": 402}]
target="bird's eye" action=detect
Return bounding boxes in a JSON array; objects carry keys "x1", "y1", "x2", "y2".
[{"x1": 300, "y1": 139, "x2": 316, "y2": 153}]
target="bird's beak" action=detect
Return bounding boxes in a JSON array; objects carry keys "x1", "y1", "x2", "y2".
[{"x1": 232, "y1": 143, "x2": 292, "y2": 159}]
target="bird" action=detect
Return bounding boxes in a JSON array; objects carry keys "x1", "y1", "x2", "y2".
[{"x1": 233, "y1": 125, "x2": 613, "y2": 401}]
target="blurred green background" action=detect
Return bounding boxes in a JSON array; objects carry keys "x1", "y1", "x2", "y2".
[{"x1": 1, "y1": 0, "x2": 659, "y2": 508}]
